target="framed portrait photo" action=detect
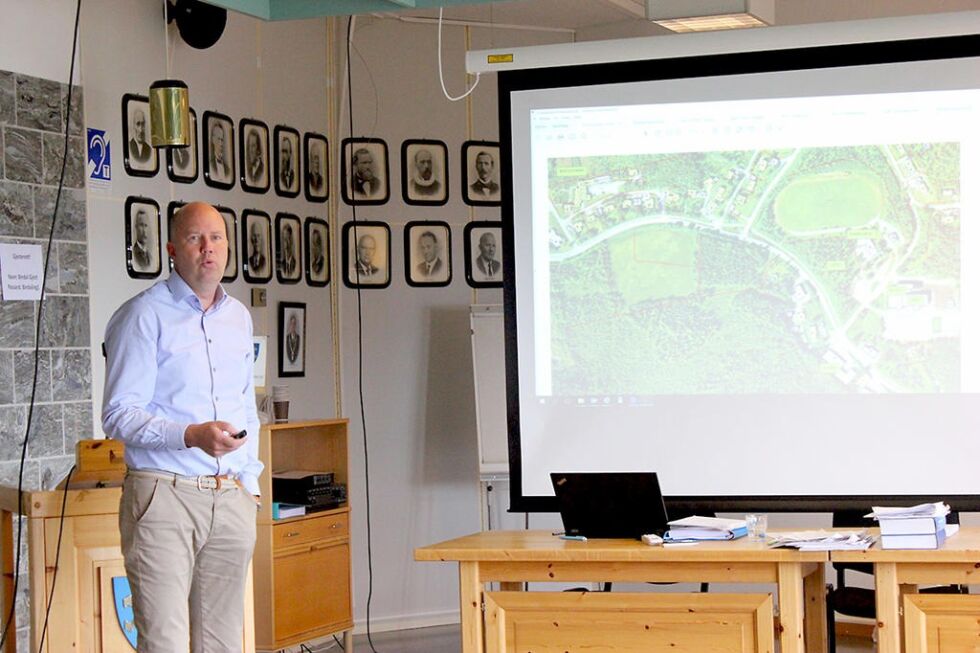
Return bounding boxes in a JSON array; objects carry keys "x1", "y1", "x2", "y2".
[
  {"x1": 341, "y1": 138, "x2": 389, "y2": 206},
  {"x1": 165, "y1": 200, "x2": 186, "y2": 272},
  {"x1": 125, "y1": 196, "x2": 161, "y2": 279},
  {"x1": 241, "y1": 209, "x2": 273, "y2": 283},
  {"x1": 462, "y1": 141, "x2": 502, "y2": 206},
  {"x1": 342, "y1": 221, "x2": 390, "y2": 289},
  {"x1": 166, "y1": 107, "x2": 198, "y2": 183},
  {"x1": 274, "y1": 126, "x2": 301, "y2": 198},
  {"x1": 122, "y1": 94, "x2": 158, "y2": 177},
  {"x1": 239, "y1": 119, "x2": 270, "y2": 194},
  {"x1": 464, "y1": 221, "x2": 503, "y2": 288},
  {"x1": 405, "y1": 221, "x2": 451, "y2": 288},
  {"x1": 304, "y1": 132, "x2": 329, "y2": 203},
  {"x1": 402, "y1": 140, "x2": 448, "y2": 206},
  {"x1": 216, "y1": 206, "x2": 238, "y2": 282},
  {"x1": 277, "y1": 302, "x2": 306, "y2": 378},
  {"x1": 275, "y1": 212, "x2": 302, "y2": 285},
  {"x1": 305, "y1": 217, "x2": 330, "y2": 287},
  {"x1": 202, "y1": 110, "x2": 235, "y2": 190}
]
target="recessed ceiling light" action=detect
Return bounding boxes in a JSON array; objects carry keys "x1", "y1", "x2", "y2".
[
  {"x1": 653, "y1": 13, "x2": 768, "y2": 32},
  {"x1": 646, "y1": 0, "x2": 774, "y2": 33}
]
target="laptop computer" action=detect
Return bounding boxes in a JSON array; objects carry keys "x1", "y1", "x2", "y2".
[{"x1": 551, "y1": 472, "x2": 669, "y2": 539}]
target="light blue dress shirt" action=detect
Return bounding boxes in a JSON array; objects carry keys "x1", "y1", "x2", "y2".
[{"x1": 102, "y1": 273, "x2": 263, "y2": 495}]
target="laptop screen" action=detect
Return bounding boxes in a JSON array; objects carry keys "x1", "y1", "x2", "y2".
[{"x1": 550, "y1": 472, "x2": 669, "y2": 539}]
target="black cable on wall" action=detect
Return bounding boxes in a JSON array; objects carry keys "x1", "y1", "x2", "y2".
[
  {"x1": 0, "y1": 0, "x2": 82, "y2": 648},
  {"x1": 346, "y1": 15, "x2": 380, "y2": 653}
]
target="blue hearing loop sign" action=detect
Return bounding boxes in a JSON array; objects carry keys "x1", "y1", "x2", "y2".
[{"x1": 87, "y1": 128, "x2": 111, "y2": 181}]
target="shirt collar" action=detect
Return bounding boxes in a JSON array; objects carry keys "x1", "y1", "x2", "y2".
[{"x1": 166, "y1": 271, "x2": 227, "y2": 311}]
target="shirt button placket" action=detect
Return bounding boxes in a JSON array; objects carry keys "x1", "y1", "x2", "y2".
[{"x1": 203, "y1": 315, "x2": 219, "y2": 417}]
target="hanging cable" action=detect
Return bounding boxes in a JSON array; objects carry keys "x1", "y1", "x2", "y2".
[
  {"x1": 438, "y1": 7, "x2": 481, "y2": 101},
  {"x1": 37, "y1": 465, "x2": 76, "y2": 652},
  {"x1": 0, "y1": 0, "x2": 82, "y2": 647},
  {"x1": 346, "y1": 15, "x2": 380, "y2": 653}
]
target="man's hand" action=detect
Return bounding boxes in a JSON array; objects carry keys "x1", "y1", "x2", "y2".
[{"x1": 184, "y1": 421, "x2": 247, "y2": 457}]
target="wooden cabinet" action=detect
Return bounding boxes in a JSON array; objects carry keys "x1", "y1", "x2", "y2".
[{"x1": 253, "y1": 419, "x2": 353, "y2": 652}]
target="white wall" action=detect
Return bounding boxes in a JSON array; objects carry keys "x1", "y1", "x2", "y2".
[
  {"x1": 0, "y1": 0, "x2": 81, "y2": 84},
  {"x1": 332, "y1": 16, "x2": 572, "y2": 627},
  {"x1": 67, "y1": 0, "x2": 572, "y2": 632},
  {"x1": 80, "y1": 1, "x2": 337, "y2": 437},
  {"x1": 3, "y1": 0, "x2": 571, "y2": 631}
]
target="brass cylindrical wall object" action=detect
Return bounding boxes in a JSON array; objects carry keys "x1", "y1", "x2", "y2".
[{"x1": 149, "y1": 79, "x2": 190, "y2": 147}]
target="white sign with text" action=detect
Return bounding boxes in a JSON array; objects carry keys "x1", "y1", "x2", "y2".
[{"x1": 0, "y1": 244, "x2": 44, "y2": 301}]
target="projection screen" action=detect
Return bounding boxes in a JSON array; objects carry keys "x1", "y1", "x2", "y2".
[{"x1": 496, "y1": 26, "x2": 980, "y2": 513}]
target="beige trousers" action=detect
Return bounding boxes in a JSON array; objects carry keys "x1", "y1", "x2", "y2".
[{"x1": 119, "y1": 473, "x2": 257, "y2": 653}]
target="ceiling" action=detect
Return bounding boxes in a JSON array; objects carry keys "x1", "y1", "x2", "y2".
[{"x1": 207, "y1": 0, "x2": 980, "y2": 40}]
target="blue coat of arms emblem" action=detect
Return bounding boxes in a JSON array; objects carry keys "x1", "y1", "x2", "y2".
[{"x1": 112, "y1": 576, "x2": 138, "y2": 650}]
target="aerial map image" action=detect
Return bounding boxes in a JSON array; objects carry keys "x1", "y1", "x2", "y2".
[{"x1": 545, "y1": 143, "x2": 961, "y2": 395}]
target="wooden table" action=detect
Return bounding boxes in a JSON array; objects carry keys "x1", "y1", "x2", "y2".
[
  {"x1": 832, "y1": 526, "x2": 980, "y2": 653},
  {"x1": 416, "y1": 530, "x2": 829, "y2": 653}
]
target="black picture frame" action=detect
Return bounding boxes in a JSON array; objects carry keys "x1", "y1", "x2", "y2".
[
  {"x1": 216, "y1": 205, "x2": 238, "y2": 283},
  {"x1": 464, "y1": 221, "x2": 503, "y2": 288},
  {"x1": 202, "y1": 110, "x2": 236, "y2": 190},
  {"x1": 277, "y1": 302, "x2": 306, "y2": 378},
  {"x1": 304, "y1": 132, "x2": 329, "y2": 203},
  {"x1": 122, "y1": 94, "x2": 158, "y2": 177},
  {"x1": 241, "y1": 209, "x2": 273, "y2": 283},
  {"x1": 402, "y1": 140, "x2": 449, "y2": 206},
  {"x1": 275, "y1": 212, "x2": 302, "y2": 285},
  {"x1": 165, "y1": 200, "x2": 186, "y2": 273},
  {"x1": 305, "y1": 217, "x2": 330, "y2": 287},
  {"x1": 404, "y1": 221, "x2": 452, "y2": 287},
  {"x1": 125, "y1": 196, "x2": 161, "y2": 279},
  {"x1": 274, "y1": 126, "x2": 301, "y2": 198},
  {"x1": 342, "y1": 221, "x2": 391, "y2": 289},
  {"x1": 462, "y1": 140, "x2": 502, "y2": 206},
  {"x1": 341, "y1": 138, "x2": 390, "y2": 206},
  {"x1": 239, "y1": 118, "x2": 270, "y2": 194},
  {"x1": 166, "y1": 107, "x2": 198, "y2": 183}
]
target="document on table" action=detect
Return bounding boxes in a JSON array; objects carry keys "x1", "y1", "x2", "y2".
[
  {"x1": 865, "y1": 502, "x2": 949, "y2": 520},
  {"x1": 767, "y1": 529, "x2": 875, "y2": 551}
]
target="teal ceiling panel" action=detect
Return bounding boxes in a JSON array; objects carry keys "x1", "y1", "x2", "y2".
[
  {"x1": 206, "y1": 0, "x2": 501, "y2": 21},
  {"x1": 209, "y1": 0, "x2": 272, "y2": 20}
]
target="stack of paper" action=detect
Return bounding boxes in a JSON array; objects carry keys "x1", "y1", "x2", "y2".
[
  {"x1": 664, "y1": 516, "x2": 747, "y2": 541},
  {"x1": 866, "y1": 502, "x2": 955, "y2": 550},
  {"x1": 867, "y1": 502, "x2": 950, "y2": 519},
  {"x1": 767, "y1": 530, "x2": 875, "y2": 551}
]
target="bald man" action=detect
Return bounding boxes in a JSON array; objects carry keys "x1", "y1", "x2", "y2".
[{"x1": 103, "y1": 201, "x2": 262, "y2": 652}]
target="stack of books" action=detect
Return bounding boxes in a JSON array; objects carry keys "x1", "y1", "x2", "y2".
[
  {"x1": 664, "y1": 516, "x2": 747, "y2": 542},
  {"x1": 867, "y1": 502, "x2": 956, "y2": 550}
]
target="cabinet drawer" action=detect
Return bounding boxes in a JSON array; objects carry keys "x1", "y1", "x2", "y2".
[
  {"x1": 274, "y1": 541, "x2": 351, "y2": 641},
  {"x1": 273, "y1": 513, "x2": 348, "y2": 549}
]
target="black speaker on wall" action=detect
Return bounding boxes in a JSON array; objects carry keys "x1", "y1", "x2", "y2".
[{"x1": 167, "y1": 0, "x2": 227, "y2": 50}]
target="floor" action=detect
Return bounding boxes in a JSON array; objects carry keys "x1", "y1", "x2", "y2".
[{"x1": 298, "y1": 623, "x2": 875, "y2": 653}]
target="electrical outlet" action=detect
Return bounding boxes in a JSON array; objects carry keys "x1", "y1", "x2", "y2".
[{"x1": 251, "y1": 288, "x2": 267, "y2": 307}]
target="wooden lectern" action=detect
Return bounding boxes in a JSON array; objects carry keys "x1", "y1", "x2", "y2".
[{"x1": 0, "y1": 440, "x2": 255, "y2": 653}]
